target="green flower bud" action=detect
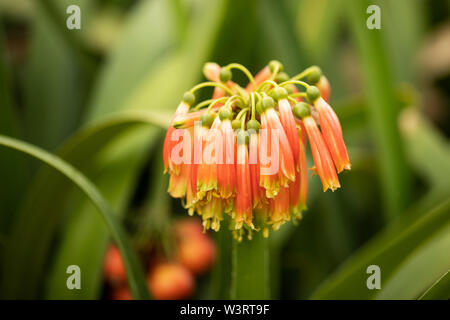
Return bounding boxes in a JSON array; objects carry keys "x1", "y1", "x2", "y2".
[
  {"x1": 286, "y1": 85, "x2": 294, "y2": 94},
  {"x1": 231, "y1": 119, "x2": 241, "y2": 130},
  {"x1": 269, "y1": 60, "x2": 283, "y2": 73},
  {"x1": 255, "y1": 101, "x2": 263, "y2": 114},
  {"x1": 219, "y1": 68, "x2": 232, "y2": 83},
  {"x1": 307, "y1": 66, "x2": 322, "y2": 84},
  {"x1": 183, "y1": 91, "x2": 195, "y2": 105},
  {"x1": 293, "y1": 102, "x2": 311, "y2": 119},
  {"x1": 200, "y1": 112, "x2": 215, "y2": 127},
  {"x1": 246, "y1": 119, "x2": 261, "y2": 132},
  {"x1": 306, "y1": 85, "x2": 320, "y2": 103},
  {"x1": 272, "y1": 87, "x2": 288, "y2": 101},
  {"x1": 219, "y1": 106, "x2": 233, "y2": 120},
  {"x1": 262, "y1": 96, "x2": 275, "y2": 111},
  {"x1": 275, "y1": 72, "x2": 290, "y2": 83}
]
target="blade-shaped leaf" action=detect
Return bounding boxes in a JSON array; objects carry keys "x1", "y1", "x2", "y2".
[
  {"x1": 0, "y1": 28, "x2": 28, "y2": 233},
  {"x1": 0, "y1": 135, "x2": 149, "y2": 299},
  {"x1": 311, "y1": 199, "x2": 450, "y2": 299},
  {"x1": 1, "y1": 111, "x2": 169, "y2": 298},
  {"x1": 23, "y1": 1, "x2": 86, "y2": 150},
  {"x1": 375, "y1": 224, "x2": 450, "y2": 299},
  {"x1": 87, "y1": 0, "x2": 177, "y2": 119},
  {"x1": 347, "y1": 0, "x2": 412, "y2": 219},
  {"x1": 419, "y1": 271, "x2": 450, "y2": 300}
]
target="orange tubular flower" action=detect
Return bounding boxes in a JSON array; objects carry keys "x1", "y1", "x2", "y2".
[
  {"x1": 197, "y1": 196, "x2": 224, "y2": 231},
  {"x1": 289, "y1": 123, "x2": 308, "y2": 214},
  {"x1": 196, "y1": 117, "x2": 220, "y2": 201},
  {"x1": 188, "y1": 124, "x2": 202, "y2": 211},
  {"x1": 234, "y1": 131, "x2": 253, "y2": 229},
  {"x1": 264, "y1": 106, "x2": 296, "y2": 187},
  {"x1": 164, "y1": 61, "x2": 350, "y2": 239},
  {"x1": 303, "y1": 115, "x2": 340, "y2": 192},
  {"x1": 278, "y1": 97, "x2": 300, "y2": 165},
  {"x1": 259, "y1": 110, "x2": 279, "y2": 198},
  {"x1": 168, "y1": 153, "x2": 191, "y2": 198},
  {"x1": 314, "y1": 96, "x2": 351, "y2": 173},
  {"x1": 166, "y1": 104, "x2": 194, "y2": 199},
  {"x1": 217, "y1": 111, "x2": 236, "y2": 202},
  {"x1": 269, "y1": 186, "x2": 290, "y2": 230},
  {"x1": 248, "y1": 130, "x2": 263, "y2": 208},
  {"x1": 316, "y1": 75, "x2": 331, "y2": 103},
  {"x1": 203, "y1": 62, "x2": 222, "y2": 82},
  {"x1": 297, "y1": 123, "x2": 308, "y2": 209},
  {"x1": 163, "y1": 101, "x2": 190, "y2": 174}
]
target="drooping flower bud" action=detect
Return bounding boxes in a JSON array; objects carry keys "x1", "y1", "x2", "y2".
[
  {"x1": 219, "y1": 68, "x2": 232, "y2": 83},
  {"x1": 303, "y1": 116, "x2": 341, "y2": 192},
  {"x1": 306, "y1": 85, "x2": 321, "y2": 104},
  {"x1": 313, "y1": 97, "x2": 350, "y2": 173},
  {"x1": 307, "y1": 66, "x2": 322, "y2": 85},
  {"x1": 268, "y1": 60, "x2": 283, "y2": 73},
  {"x1": 316, "y1": 75, "x2": 331, "y2": 102}
]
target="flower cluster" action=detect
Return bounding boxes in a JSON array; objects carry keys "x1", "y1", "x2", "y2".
[{"x1": 163, "y1": 61, "x2": 350, "y2": 239}]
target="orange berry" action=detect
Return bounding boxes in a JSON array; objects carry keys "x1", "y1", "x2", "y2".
[
  {"x1": 103, "y1": 245, "x2": 126, "y2": 286},
  {"x1": 175, "y1": 218, "x2": 204, "y2": 239},
  {"x1": 148, "y1": 263, "x2": 194, "y2": 300},
  {"x1": 177, "y1": 235, "x2": 216, "y2": 275}
]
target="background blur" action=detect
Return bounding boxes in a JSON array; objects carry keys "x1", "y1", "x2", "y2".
[{"x1": 0, "y1": 0, "x2": 449, "y2": 299}]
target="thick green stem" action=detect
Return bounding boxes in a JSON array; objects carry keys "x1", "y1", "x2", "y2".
[{"x1": 231, "y1": 232, "x2": 270, "y2": 299}]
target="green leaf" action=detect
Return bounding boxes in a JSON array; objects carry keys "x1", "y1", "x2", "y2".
[
  {"x1": 375, "y1": 224, "x2": 450, "y2": 299},
  {"x1": 311, "y1": 199, "x2": 450, "y2": 299},
  {"x1": 87, "y1": 0, "x2": 177, "y2": 119},
  {"x1": 400, "y1": 108, "x2": 450, "y2": 192},
  {"x1": 347, "y1": 0, "x2": 412, "y2": 219},
  {"x1": 43, "y1": 114, "x2": 169, "y2": 299},
  {"x1": 295, "y1": 0, "x2": 342, "y2": 62},
  {"x1": 23, "y1": 2, "x2": 86, "y2": 150},
  {"x1": 399, "y1": 107, "x2": 450, "y2": 221},
  {"x1": 0, "y1": 135, "x2": 149, "y2": 299},
  {"x1": 419, "y1": 271, "x2": 450, "y2": 300},
  {"x1": 0, "y1": 28, "x2": 28, "y2": 233},
  {"x1": 1, "y1": 111, "x2": 168, "y2": 298},
  {"x1": 380, "y1": 0, "x2": 425, "y2": 82},
  {"x1": 259, "y1": 0, "x2": 304, "y2": 72}
]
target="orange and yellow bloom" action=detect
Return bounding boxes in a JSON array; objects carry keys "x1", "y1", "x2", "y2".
[{"x1": 163, "y1": 61, "x2": 351, "y2": 239}]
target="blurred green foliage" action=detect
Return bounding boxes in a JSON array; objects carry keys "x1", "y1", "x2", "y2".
[{"x1": 0, "y1": 0, "x2": 448, "y2": 299}]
